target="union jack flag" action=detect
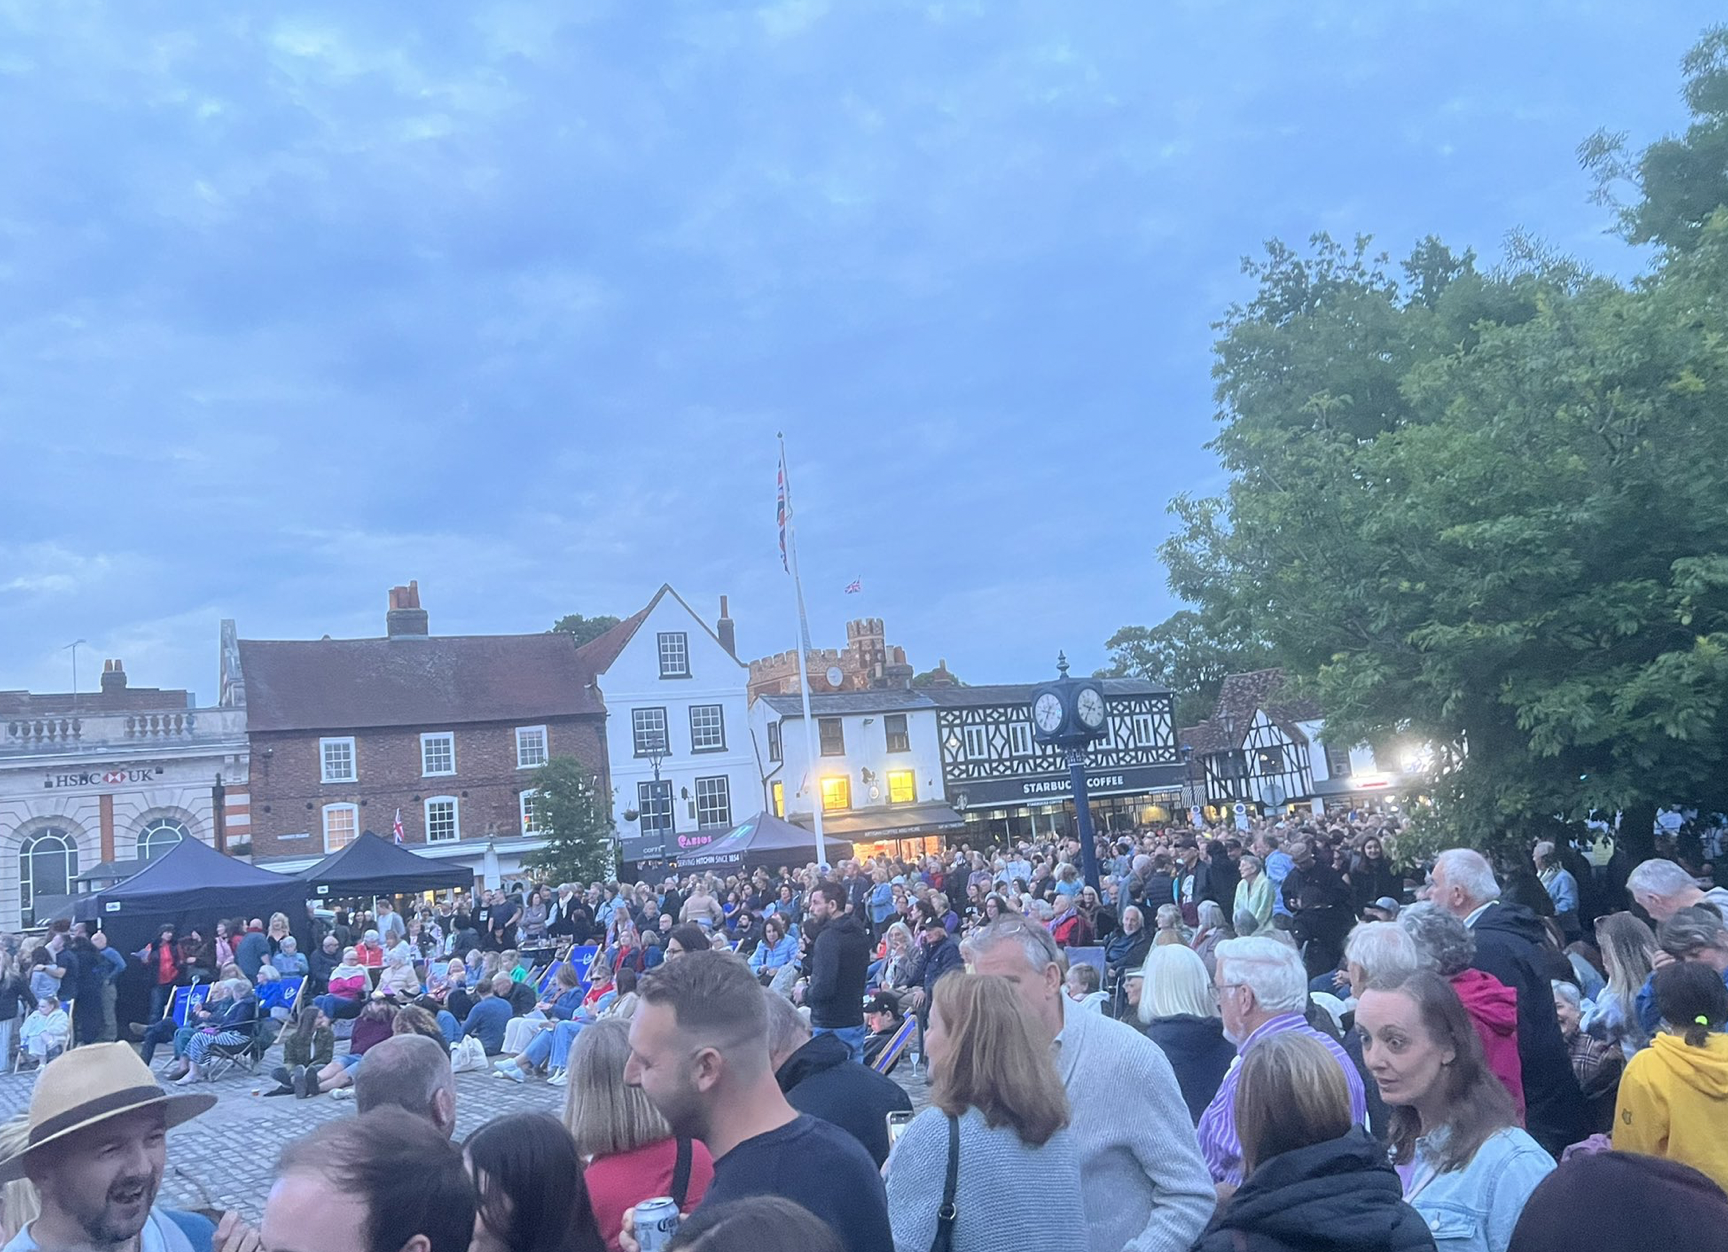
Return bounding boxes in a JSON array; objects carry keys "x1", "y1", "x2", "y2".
[
  {"x1": 777, "y1": 454, "x2": 789, "y2": 572},
  {"x1": 844, "y1": 577, "x2": 862, "y2": 594},
  {"x1": 392, "y1": 808, "x2": 404, "y2": 844}
]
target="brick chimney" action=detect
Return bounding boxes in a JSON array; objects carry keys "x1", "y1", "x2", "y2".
[
  {"x1": 100, "y1": 658, "x2": 128, "y2": 694},
  {"x1": 717, "y1": 595, "x2": 736, "y2": 658},
  {"x1": 386, "y1": 581, "x2": 429, "y2": 638}
]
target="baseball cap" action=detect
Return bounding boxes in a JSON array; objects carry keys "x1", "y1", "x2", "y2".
[
  {"x1": 1372, "y1": 896, "x2": 1402, "y2": 915},
  {"x1": 863, "y1": 992, "x2": 900, "y2": 1016}
]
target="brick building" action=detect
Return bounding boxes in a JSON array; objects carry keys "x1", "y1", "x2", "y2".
[
  {"x1": 228, "y1": 583, "x2": 609, "y2": 879},
  {"x1": 746, "y1": 617, "x2": 915, "y2": 701}
]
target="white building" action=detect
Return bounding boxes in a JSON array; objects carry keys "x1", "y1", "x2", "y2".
[
  {"x1": 578, "y1": 587, "x2": 756, "y2": 865},
  {"x1": 748, "y1": 689, "x2": 962, "y2": 862},
  {"x1": 0, "y1": 658, "x2": 250, "y2": 929}
]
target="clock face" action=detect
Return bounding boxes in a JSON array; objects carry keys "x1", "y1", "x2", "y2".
[
  {"x1": 1033, "y1": 692, "x2": 1064, "y2": 734},
  {"x1": 1075, "y1": 686, "x2": 1107, "y2": 730}
]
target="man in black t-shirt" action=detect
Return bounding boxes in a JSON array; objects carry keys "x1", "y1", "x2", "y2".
[{"x1": 623, "y1": 950, "x2": 891, "y2": 1252}]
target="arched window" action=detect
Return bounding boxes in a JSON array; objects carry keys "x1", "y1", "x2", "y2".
[
  {"x1": 137, "y1": 818, "x2": 188, "y2": 861},
  {"x1": 20, "y1": 829, "x2": 78, "y2": 927}
]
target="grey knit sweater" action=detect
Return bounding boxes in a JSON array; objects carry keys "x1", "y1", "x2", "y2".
[
  {"x1": 884, "y1": 1106, "x2": 1084, "y2": 1252},
  {"x1": 1054, "y1": 996, "x2": 1216, "y2": 1252}
]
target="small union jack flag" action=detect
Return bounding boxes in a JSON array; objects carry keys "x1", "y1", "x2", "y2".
[
  {"x1": 392, "y1": 808, "x2": 404, "y2": 844},
  {"x1": 843, "y1": 577, "x2": 862, "y2": 594}
]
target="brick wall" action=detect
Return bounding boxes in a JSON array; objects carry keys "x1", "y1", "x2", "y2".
[{"x1": 246, "y1": 715, "x2": 608, "y2": 856}]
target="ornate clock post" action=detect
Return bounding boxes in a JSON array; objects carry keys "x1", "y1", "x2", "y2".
[{"x1": 1031, "y1": 652, "x2": 1111, "y2": 891}]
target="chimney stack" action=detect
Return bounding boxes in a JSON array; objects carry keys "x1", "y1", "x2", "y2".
[
  {"x1": 100, "y1": 658, "x2": 128, "y2": 694},
  {"x1": 386, "y1": 580, "x2": 430, "y2": 638},
  {"x1": 717, "y1": 595, "x2": 736, "y2": 658}
]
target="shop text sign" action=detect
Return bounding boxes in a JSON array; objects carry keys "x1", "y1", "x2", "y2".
[
  {"x1": 44, "y1": 765, "x2": 166, "y2": 790},
  {"x1": 954, "y1": 762, "x2": 1185, "y2": 807}
]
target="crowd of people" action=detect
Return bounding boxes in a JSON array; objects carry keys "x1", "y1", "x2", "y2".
[{"x1": 3, "y1": 810, "x2": 1728, "y2": 1252}]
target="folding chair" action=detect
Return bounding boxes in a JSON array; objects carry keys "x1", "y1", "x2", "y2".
[
  {"x1": 870, "y1": 1015, "x2": 919, "y2": 1076},
  {"x1": 535, "y1": 961, "x2": 567, "y2": 995},
  {"x1": 202, "y1": 1017, "x2": 276, "y2": 1081}
]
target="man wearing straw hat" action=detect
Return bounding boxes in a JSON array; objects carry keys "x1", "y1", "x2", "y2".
[{"x1": 0, "y1": 1043, "x2": 259, "y2": 1252}]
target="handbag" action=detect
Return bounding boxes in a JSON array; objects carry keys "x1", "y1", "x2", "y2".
[
  {"x1": 929, "y1": 1114, "x2": 958, "y2": 1252},
  {"x1": 450, "y1": 1035, "x2": 487, "y2": 1073}
]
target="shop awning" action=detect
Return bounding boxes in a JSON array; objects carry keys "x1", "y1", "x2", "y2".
[{"x1": 796, "y1": 802, "x2": 967, "y2": 840}]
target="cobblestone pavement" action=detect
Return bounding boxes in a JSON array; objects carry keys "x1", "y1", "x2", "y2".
[{"x1": 0, "y1": 1045, "x2": 930, "y2": 1223}]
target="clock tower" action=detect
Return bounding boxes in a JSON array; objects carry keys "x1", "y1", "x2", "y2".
[{"x1": 1031, "y1": 653, "x2": 1111, "y2": 890}]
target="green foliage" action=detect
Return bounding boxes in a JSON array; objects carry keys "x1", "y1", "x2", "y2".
[
  {"x1": 1097, "y1": 610, "x2": 1272, "y2": 728},
  {"x1": 550, "y1": 613, "x2": 622, "y2": 647},
  {"x1": 1162, "y1": 34, "x2": 1728, "y2": 855},
  {"x1": 523, "y1": 756, "x2": 616, "y2": 884},
  {"x1": 911, "y1": 667, "x2": 964, "y2": 687}
]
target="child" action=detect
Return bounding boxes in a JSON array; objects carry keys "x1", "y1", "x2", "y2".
[{"x1": 19, "y1": 995, "x2": 68, "y2": 1068}]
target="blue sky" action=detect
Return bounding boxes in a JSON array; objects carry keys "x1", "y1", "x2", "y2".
[{"x1": 0, "y1": 2, "x2": 1711, "y2": 702}]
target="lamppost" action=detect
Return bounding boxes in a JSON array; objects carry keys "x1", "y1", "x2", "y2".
[
  {"x1": 1031, "y1": 653, "x2": 1110, "y2": 891},
  {"x1": 647, "y1": 735, "x2": 668, "y2": 859}
]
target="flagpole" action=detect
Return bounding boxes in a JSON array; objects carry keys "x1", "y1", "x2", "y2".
[{"x1": 779, "y1": 433, "x2": 828, "y2": 868}]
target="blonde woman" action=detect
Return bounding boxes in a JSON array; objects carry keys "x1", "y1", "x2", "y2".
[
  {"x1": 1138, "y1": 945, "x2": 1238, "y2": 1124},
  {"x1": 0, "y1": 1115, "x2": 39, "y2": 1245},
  {"x1": 565, "y1": 1019, "x2": 713, "y2": 1251},
  {"x1": 267, "y1": 912, "x2": 293, "y2": 954},
  {"x1": 884, "y1": 973, "x2": 1083, "y2": 1252}
]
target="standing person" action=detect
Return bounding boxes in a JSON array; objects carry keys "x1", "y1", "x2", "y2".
[
  {"x1": 962, "y1": 917, "x2": 1215, "y2": 1252},
  {"x1": 261, "y1": 1109, "x2": 474, "y2": 1252},
  {"x1": 1612, "y1": 960, "x2": 1728, "y2": 1192},
  {"x1": 0, "y1": 955, "x2": 35, "y2": 1067},
  {"x1": 463, "y1": 1112, "x2": 606, "y2": 1252},
  {"x1": 0, "y1": 1043, "x2": 253, "y2": 1252},
  {"x1": 1349, "y1": 838, "x2": 1402, "y2": 918},
  {"x1": 87, "y1": 934, "x2": 128, "y2": 1043},
  {"x1": 763, "y1": 993, "x2": 910, "y2": 1168},
  {"x1": 134, "y1": 927, "x2": 181, "y2": 1026},
  {"x1": 802, "y1": 882, "x2": 870, "y2": 1062},
  {"x1": 1532, "y1": 843, "x2": 1580, "y2": 942},
  {"x1": 1137, "y1": 945, "x2": 1238, "y2": 1125},
  {"x1": 1356, "y1": 969, "x2": 1554, "y2": 1252},
  {"x1": 1586, "y1": 912, "x2": 1657, "y2": 1058},
  {"x1": 1234, "y1": 856, "x2": 1275, "y2": 936},
  {"x1": 622, "y1": 951, "x2": 891, "y2": 1252},
  {"x1": 234, "y1": 920, "x2": 270, "y2": 983},
  {"x1": 1283, "y1": 841, "x2": 1354, "y2": 980},
  {"x1": 1626, "y1": 858, "x2": 1728, "y2": 923},
  {"x1": 1192, "y1": 1033, "x2": 1436, "y2": 1252},
  {"x1": 883, "y1": 973, "x2": 1084, "y2": 1252},
  {"x1": 1425, "y1": 849, "x2": 1586, "y2": 1156},
  {"x1": 375, "y1": 899, "x2": 406, "y2": 947},
  {"x1": 566, "y1": 1020, "x2": 713, "y2": 1252},
  {"x1": 1197, "y1": 936, "x2": 1367, "y2": 1190}
]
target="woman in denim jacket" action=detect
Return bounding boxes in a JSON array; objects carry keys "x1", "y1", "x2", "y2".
[{"x1": 1357, "y1": 968, "x2": 1553, "y2": 1252}]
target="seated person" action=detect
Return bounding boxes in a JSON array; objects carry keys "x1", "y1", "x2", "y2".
[
  {"x1": 1063, "y1": 964, "x2": 1109, "y2": 1013},
  {"x1": 270, "y1": 935, "x2": 309, "y2": 978},
  {"x1": 311, "y1": 948, "x2": 370, "y2": 1021},
  {"x1": 749, "y1": 917, "x2": 799, "y2": 983},
  {"x1": 255, "y1": 964, "x2": 298, "y2": 1020},
  {"x1": 460, "y1": 976, "x2": 514, "y2": 1056},
  {"x1": 168, "y1": 978, "x2": 258, "y2": 1084},
  {"x1": 145, "y1": 980, "x2": 236, "y2": 1071},
  {"x1": 355, "y1": 931, "x2": 385, "y2": 968},
  {"x1": 861, "y1": 992, "x2": 907, "y2": 1073},
  {"x1": 493, "y1": 967, "x2": 635, "y2": 1083},
  {"x1": 18, "y1": 993, "x2": 69, "y2": 1068},
  {"x1": 500, "y1": 964, "x2": 583, "y2": 1056},
  {"x1": 298, "y1": 995, "x2": 398, "y2": 1098}
]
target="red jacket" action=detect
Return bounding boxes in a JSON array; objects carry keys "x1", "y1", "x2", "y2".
[{"x1": 1450, "y1": 967, "x2": 1526, "y2": 1122}]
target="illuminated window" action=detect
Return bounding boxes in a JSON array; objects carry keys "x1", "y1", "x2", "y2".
[
  {"x1": 821, "y1": 776, "x2": 851, "y2": 811},
  {"x1": 887, "y1": 770, "x2": 916, "y2": 804},
  {"x1": 772, "y1": 780, "x2": 785, "y2": 817},
  {"x1": 322, "y1": 804, "x2": 358, "y2": 852}
]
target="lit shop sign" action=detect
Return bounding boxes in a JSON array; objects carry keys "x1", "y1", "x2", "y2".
[
  {"x1": 1023, "y1": 774, "x2": 1126, "y2": 797},
  {"x1": 44, "y1": 766, "x2": 166, "y2": 790},
  {"x1": 675, "y1": 833, "x2": 714, "y2": 850},
  {"x1": 952, "y1": 763, "x2": 1185, "y2": 807}
]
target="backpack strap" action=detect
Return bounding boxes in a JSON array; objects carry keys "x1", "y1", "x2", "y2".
[
  {"x1": 930, "y1": 1114, "x2": 959, "y2": 1252},
  {"x1": 671, "y1": 1136, "x2": 694, "y2": 1211}
]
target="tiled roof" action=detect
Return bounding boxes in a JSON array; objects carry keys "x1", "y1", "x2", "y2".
[
  {"x1": 920, "y1": 677, "x2": 1169, "y2": 706},
  {"x1": 237, "y1": 633, "x2": 602, "y2": 733},
  {"x1": 1193, "y1": 669, "x2": 1322, "y2": 752},
  {"x1": 573, "y1": 605, "x2": 653, "y2": 675},
  {"x1": 760, "y1": 690, "x2": 938, "y2": 718}
]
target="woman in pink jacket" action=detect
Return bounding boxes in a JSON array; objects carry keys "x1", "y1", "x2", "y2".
[{"x1": 313, "y1": 947, "x2": 370, "y2": 1020}]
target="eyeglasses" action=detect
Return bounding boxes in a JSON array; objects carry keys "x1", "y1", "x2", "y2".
[{"x1": 1211, "y1": 982, "x2": 1245, "y2": 1002}]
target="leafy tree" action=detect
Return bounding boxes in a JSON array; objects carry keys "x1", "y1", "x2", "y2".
[
  {"x1": 1097, "y1": 610, "x2": 1272, "y2": 728},
  {"x1": 1162, "y1": 30, "x2": 1728, "y2": 860},
  {"x1": 523, "y1": 756, "x2": 616, "y2": 884},
  {"x1": 550, "y1": 613, "x2": 621, "y2": 647},
  {"x1": 911, "y1": 666, "x2": 964, "y2": 687}
]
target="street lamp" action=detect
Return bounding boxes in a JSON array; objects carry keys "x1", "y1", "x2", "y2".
[
  {"x1": 1030, "y1": 652, "x2": 1110, "y2": 891},
  {"x1": 647, "y1": 734, "x2": 668, "y2": 858}
]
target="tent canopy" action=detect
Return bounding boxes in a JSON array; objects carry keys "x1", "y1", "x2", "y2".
[
  {"x1": 74, "y1": 836, "x2": 310, "y2": 951},
  {"x1": 682, "y1": 811, "x2": 852, "y2": 870},
  {"x1": 297, "y1": 831, "x2": 474, "y2": 900}
]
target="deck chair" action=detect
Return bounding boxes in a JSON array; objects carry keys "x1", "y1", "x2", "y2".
[
  {"x1": 869, "y1": 1015, "x2": 919, "y2": 1076},
  {"x1": 201, "y1": 1016, "x2": 277, "y2": 1081}
]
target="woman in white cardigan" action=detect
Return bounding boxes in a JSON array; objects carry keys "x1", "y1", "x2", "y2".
[{"x1": 884, "y1": 972, "x2": 1083, "y2": 1252}]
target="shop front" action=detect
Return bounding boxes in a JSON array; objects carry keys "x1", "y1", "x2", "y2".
[
  {"x1": 798, "y1": 801, "x2": 967, "y2": 865},
  {"x1": 948, "y1": 763, "x2": 1186, "y2": 850}
]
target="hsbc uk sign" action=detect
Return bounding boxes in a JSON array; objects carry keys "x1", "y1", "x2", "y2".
[{"x1": 44, "y1": 765, "x2": 166, "y2": 790}]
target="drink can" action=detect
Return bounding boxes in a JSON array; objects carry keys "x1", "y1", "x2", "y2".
[{"x1": 634, "y1": 1197, "x2": 680, "y2": 1252}]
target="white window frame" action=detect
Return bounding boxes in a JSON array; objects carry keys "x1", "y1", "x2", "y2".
[
  {"x1": 515, "y1": 725, "x2": 548, "y2": 770},
  {"x1": 319, "y1": 737, "x2": 357, "y2": 784},
  {"x1": 321, "y1": 803, "x2": 359, "y2": 853},
  {"x1": 519, "y1": 790, "x2": 541, "y2": 834},
  {"x1": 424, "y1": 796, "x2": 460, "y2": 844},
  {"x1": 766, "y1": 721, "x2": 782, "y2": 762},
  {"x1": 689, "y1": 704, "x2": 726, "y2": 752},
  {"x1": 420, "y1": 731, "x2": 456, "y2": 777},
  {"x1": 1008, "y1": 721, "x2": 1033, "y2": 757},
  {"x1": 1132, "y1": 712, "x2": 1156, "y2": 746},
  {"x1": 963, "y1": 725, "x2": 989, "y2": 760},
  {"x1": 637, "y1": 780, "x2": 674, "y2": 840},
  {"x1": 633, "y1": 707, "x2": 669, "y2": 757},
  {"x1": 657, "y1": 632, "x2": 690, "y2": 678},
  {"x1": 694, "y1": 775, "x2": 732, "y2": 829},
  {"x1": 887, "y1": 769, "x2": 916, "y2": 805}
]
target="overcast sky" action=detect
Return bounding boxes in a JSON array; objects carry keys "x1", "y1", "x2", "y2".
[{"x1": 0, "y1": 2, "x2": 1709, "y2": 703}]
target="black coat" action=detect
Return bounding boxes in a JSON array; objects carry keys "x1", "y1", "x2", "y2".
[
  {"x1": 775, "y1": 1032, "x2": 911, "y2": 1167},
  {"x1": 806, "y1": 914, "x2": 871, "y2": 1030},
  {"x1": 1469, "y1": 901, "x2": 1587, "y2": 1154},
  {"x1": 1193, "y1": 1128, "x2": 1436, "y2": 1252},
  {"x1": 1145, "y1": 1013, "x2": 1238, "y2": 1124}
]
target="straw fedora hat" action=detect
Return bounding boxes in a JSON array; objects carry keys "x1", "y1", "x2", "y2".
[{"x1": 0, "y1": 1042, "x2": 216, "y2": 1182}]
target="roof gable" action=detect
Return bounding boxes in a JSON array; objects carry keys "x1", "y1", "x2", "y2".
[{"x1": 576, "y1": 584, "x2": 744, "y2": 676}]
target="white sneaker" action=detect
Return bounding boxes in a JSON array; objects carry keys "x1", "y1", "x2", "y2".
[{"x1": 548, "y1": 1070, "x2": 568, "y2": 1086}]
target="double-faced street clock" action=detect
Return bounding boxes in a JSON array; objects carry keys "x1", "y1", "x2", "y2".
[{"x1": 1031, "y1": 653, "x2": 1110, "y2": 889}]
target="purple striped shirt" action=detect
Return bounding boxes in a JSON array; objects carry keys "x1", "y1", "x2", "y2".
[{"x1": 1196, "y1": 1012, "x2": 1367, "y2": 1185}]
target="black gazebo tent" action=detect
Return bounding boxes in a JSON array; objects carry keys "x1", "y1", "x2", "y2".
[
  {"x1": 73, "y1": 836, "x2": 311, "y2": 953},
  {"x1": 296, "y1": 831, "x2": 474, "y2": 901},
  {"x1": 681, "y1": 811, "x2": 853, "y2": 872}
]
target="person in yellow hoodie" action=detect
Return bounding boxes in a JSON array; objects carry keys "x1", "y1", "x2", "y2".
[{"x1": 1614, "y1": 960, "x2": 1728, "y2": 1191}]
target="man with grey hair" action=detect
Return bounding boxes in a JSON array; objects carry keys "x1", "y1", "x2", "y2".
[
  {"x1": 1427, "y1": 847, "x2": 1584, "y2": 1154},
  {"x1": 1634, "y1": 905, "x2": 1728, "y2": 1035},
  {"x1": 961, "y1": 916, "x2": 1213, "y2": 1252},
  {"x1": 762, "y1": 991, "x2": 909, "y2": 1167},
  {"x1": 353, "y1": 1034, "x2": 457, "y2": 1137},
  {"x1": 1195, "y1": 936, "x2": 1366, "y2": 1190},
  {"x1": 1626, "y1": 858, "x2": 1728, "y2": 923}
]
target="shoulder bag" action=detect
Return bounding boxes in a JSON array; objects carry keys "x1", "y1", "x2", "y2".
[{"x1": 929, "y1": 1114, "x2": 959, "y2": 1252}]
